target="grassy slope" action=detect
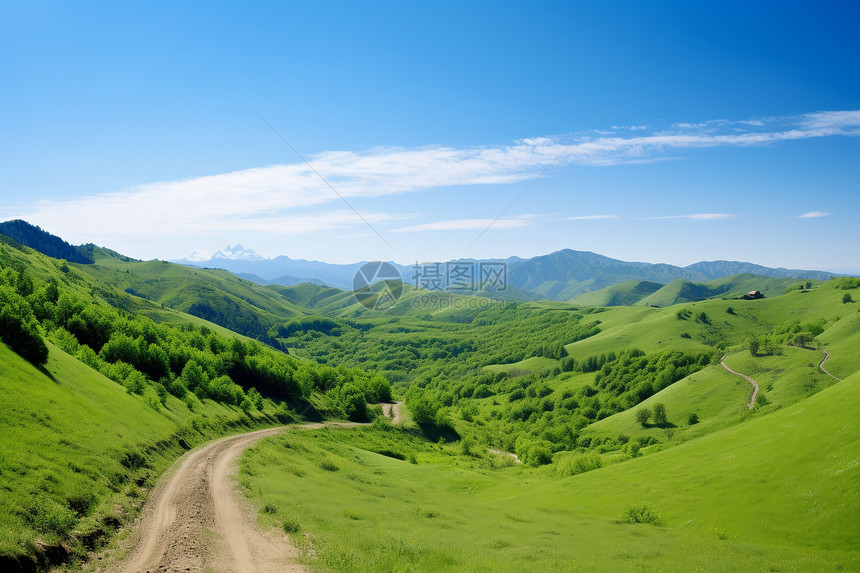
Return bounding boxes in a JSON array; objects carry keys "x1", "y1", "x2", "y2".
[
  {"x1": 569, "y1": 280, "x2": 664, "y2": 307},
  {"x1": 0, "y1": 241, "x2": 251, "y2": 336},
  {"x1": 80, "y1": 252, "x2": 308, "y2": 336},
  {"x1": 0, "y1": 342, "x2": 279, "y2": 565},
  {"x1": 242, "y1": 369, "x2": 860, "y2": 571},
  {"x1": 483, "y1": 356, "x2": 559, "y2": 374},
  {"x1": 569, "y1": 274, "x2": 802, "y2": 308},
  {"x1": 563, "y1": 282, "x2": 849, "y2": 360},
  {"x1": 815, "y1": 307, "x2": 860, "y2": 379}
]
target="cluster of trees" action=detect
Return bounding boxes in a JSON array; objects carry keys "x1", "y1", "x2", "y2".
[
  {"x1": 271, "y1": 305, "x2": 599, "y2": 387},
  {"x1": 0, "y1": 267, "x2": 49, "y2": 365},
  {"x1": 751, "y1": 318, "x2": 829, "y2": 355},
  {"x1": 394, "y1": 347, "x2": 712, "y2": 465},
  {"x1": 0, "y1": 262, "x2": 390, "y2": 419},
  {"x1": 593, "y1": 349, "x2": 714, "y2": 410},
  {"x1": 635, "y1": 403, "x2": 668, "y2": 427}
]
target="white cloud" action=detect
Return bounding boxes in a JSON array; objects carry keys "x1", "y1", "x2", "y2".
[
  {"x1": 392, "y1": 218, "x2": 531, "y2": 233},
  {"x1": 566, "y1": 214, "x2": 619, "y2": 220},
  {"x1": 639, "y1": 213, "x2": 734, "y2": 221},
  {"x1": 11, "y1": 109, "x2": 858, "y2": 245},
  {"x1": 798, "y1": 211, "x2": 832, "y2": 218}
]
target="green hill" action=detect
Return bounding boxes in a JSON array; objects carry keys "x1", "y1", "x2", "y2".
[
  {"x1": 570, "y1": 280, "x2": 664, "y2": 306},
  {"x1": 0, "y1": 341, "x2": 280, "y2": 569},
  {"x1": 0, "y1": 242, "x2": 393, "y2": 569},
  {"x1": 570, "y1": 274, "x2": 807, "y2": 308},
  {"x1": 239, "y1": 367, "x2": 860, "y2": 571},
  {"x1": 2, "y1": 222, "x2": 858, "y2": 571}
]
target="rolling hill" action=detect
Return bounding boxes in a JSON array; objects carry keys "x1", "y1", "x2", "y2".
[{"x1": 1, "y1": 220, "x2": 858, "y2": 571}]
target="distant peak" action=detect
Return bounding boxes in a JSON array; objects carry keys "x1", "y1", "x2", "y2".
[{"x1": 210, "y1": 244, "x2": 268, "y2": 261}]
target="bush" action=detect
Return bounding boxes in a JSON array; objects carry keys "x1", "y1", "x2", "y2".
[
  {"x1": 318, "y1": 459, "x2": 339, "y2": 472},
  {"x1": 618, "y1": 504, "x2": 663, "y2": 526},
  {"x1": 283, "y1": 518, "x2": 301, "y2": 534},
  {"x1": 687, "y1": 412, "x2": 699, "y2": 425},
  {"x1": 843, "y1": 293, "x2": 854, "y2": 304},
  {"x1": 555, "y1": 452, "x2": 602, "y2": 477},
  {"x1": 29, "y1": 495, "x2": 77, "y2": 534}
]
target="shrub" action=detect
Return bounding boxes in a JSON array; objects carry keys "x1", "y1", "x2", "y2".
[
  {"x1": 555, "y1": 452, "x2": 603, "y2": 477},
  {"x1": 687, "y1": 412, "x2": 700, "y2": 425},
  {"x1": 525, "y1": 442, "x2": 553, "y2": 467},
  {"x1": 29, "y1": 495, "x2": 77, "y2": 534},
  {"x1": 283, "y1": 518, "x2": 301, "y2": 534},
  {"x1": 318, "y1": 459, "x2": 339, "y2": 472},
  {"x1": 618, "y1": 504, "x2": 663, "y2": 526},
  {"x1": 843, "y1": 293, "x2": 854, "y2": 304}
]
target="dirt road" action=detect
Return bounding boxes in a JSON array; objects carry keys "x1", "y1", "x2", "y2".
[
  {"x1": 819, "y1": 349, "x2": 842, "y2": 381},
  {"x1": 488, "y1": 448, "x2": 522, "y2": 464},
  {"x1": 381, "y1": 401, "x2": 403, "y2": 424},
  {"x1": 720, "y1": 354, "x2": 760, "y2": 409},
  {"x1": 111, "y1": 426, "x2": 306, "y2": 573}
]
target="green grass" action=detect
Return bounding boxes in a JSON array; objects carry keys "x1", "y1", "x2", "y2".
[
  {"x1": 241, "y1": 370, "x2": 860, "y2": 572},
  {"x1": 722, "y1": 346, "x2": 837, "y2": 406},
  {"x1": 582, "y1": 363, "x2": 751, "y2": 447},
  {"x1": 0, "y1": 342, "x2": 280, "y2": 566},
  {"x1": 483, "y1": 356, "x2": 559, "y2": 375}
]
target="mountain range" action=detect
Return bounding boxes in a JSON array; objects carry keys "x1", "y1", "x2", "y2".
[
  {"x1": 0, "y1": 220, "x2": 838, "y2": 304},
  {"x1": 174, "y1": 242, "x2": 835, "y2": 301}
]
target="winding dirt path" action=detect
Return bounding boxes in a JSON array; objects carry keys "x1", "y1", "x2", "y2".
[
  {"x1": 110, "y1": 426, "x2": 314, "y2": 573},
  {"x1": 381, "y1": 401, "x2": 403, "y2": 424},
  {"x1": 721, "y1": 354, "x2": 760, "y2": 409},
  {"x1": 488, "y1": 448, "x2": 522, "y2": 464},
  {"x1": 818, "y1": 349, "x2": 842, "y2": 381}
]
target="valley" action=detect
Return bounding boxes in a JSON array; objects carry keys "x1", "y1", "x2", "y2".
[{"x1": 0, "y1": 223, "x2": 858, "y2": 572}]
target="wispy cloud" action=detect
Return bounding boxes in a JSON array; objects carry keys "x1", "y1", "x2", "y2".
[
  {"x1": 639, "y1": 213, "x2": 734, "y2": 221},
  {"x1": 566, "y1": 214, "x2": 619, "y2": 220},
  {"x1": 392, "y1": 218, "x2": 532, "y2": 233},
  {"x1": 798, "y1": 211, "x2": 832, "y2": 218},
  {"x1": 12, "y1": 109, "x2": 858, "y2": 243}
]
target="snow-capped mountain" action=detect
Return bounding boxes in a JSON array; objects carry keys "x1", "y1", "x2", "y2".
[{"x1": 205, "y1": 244, "x2": 269, "y2": 262}]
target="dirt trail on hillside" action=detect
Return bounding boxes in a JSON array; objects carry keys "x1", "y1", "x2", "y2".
[
  {"x1": 381, "y1": 401, "x2": 403, "y2": 424},
  {"x1": 488, "y1": 448, "x2": 522, "y2": 464},
  {"x1": 720, "y1": 354, "x2": 759, "y2": 409},
  {"x1": 819, "y1": 349, "x2": 842, "y2": 381},
  {"x1": 108, "y1": 423, "x2": 358, "y2": 573}
]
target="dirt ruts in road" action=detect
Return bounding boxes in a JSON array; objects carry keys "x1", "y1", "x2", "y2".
[
  {"x1": 111, "y1": 427, "x2": 306, "y2": 573},
  {"x1": 381, "y1": 401, "x2": 403, "y2": 424}
]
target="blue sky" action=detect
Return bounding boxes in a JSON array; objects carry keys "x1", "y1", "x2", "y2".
[{"x1": 2, "y1": 1, "x2": 859, "y2": 271}]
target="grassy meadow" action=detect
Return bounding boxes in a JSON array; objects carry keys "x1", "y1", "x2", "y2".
[
  {"x1": 240, "y1": 369, "x2": 860, "y2": 571},
  {"x1": 0, "y1": 342, "x2": 285, "y2": 568}
]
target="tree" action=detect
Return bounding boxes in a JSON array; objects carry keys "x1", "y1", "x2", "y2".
[
  {"x1": 687, "y1": 412, "x2": 699, "y2": 425},
  {"x1": 635, "y1": 407, "x2": 652, "y2": 428},
  {"x1": 652, "y1": 403, "x2": 667, "y2": 426},
  {"x1": 791, "y1": 331, "x2": 814, "y2": 348},
  {"x1": 843, "y1": 293, "x2": 854, "y2": 304},
  {"x1": 748, "y1": 337, "x2": 760, "y2": 356}
]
